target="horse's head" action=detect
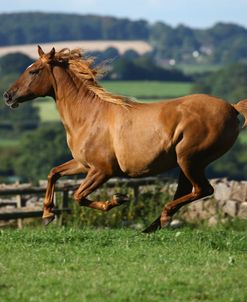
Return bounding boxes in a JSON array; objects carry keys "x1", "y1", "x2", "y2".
[{"x1": 3, "y1": 46, "x2": 55, "y2": 108}]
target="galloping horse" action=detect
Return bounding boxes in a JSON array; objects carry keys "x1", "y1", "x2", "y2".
[{"x1": 4, "y1": 46, "x2": 247, "y2": 232}]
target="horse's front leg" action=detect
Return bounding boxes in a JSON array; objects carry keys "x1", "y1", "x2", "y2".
[
  {"x1": 43, "y1": 159, "x2": 85, "y2": 225},
  {"x1": 73, "y1": 168, "x2": 129, "y2": 211}
]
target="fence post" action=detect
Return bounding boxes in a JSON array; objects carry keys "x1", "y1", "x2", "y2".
[
  {"x1": 133, "y1": 185, "x2": 139, "y2": 203},
  {"x1": 58, "y1": 189, "x2": 69, "y2": 226},
  {"x1": 62, "y1": 189, "x2": 69, "y2": 209},
  {"x1": 16, "y1": 194, "x2": 23, "y2": 229}
]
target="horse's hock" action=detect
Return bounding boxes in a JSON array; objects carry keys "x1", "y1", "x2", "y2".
[{"x1": 175, "y1": 179, "x2": 247, "y2": 225}]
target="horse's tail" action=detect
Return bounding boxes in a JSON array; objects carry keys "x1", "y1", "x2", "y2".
[{"x1": 232, "y1": 99, "x2": 247, "y2": 128}]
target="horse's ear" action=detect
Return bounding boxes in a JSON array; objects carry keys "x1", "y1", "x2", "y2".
[
  {"x1": 38, "y1": 45, "x2": 45, "y2": 57},
  {"x1": 47, "y1": 47, "x2": 56, "y2": 61}
]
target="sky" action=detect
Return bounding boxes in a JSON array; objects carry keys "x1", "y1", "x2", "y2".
[{"x1": 0, "y1": 0, "x2": 247, "y2": 29}]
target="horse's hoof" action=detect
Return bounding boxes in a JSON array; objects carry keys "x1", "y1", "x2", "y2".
[
  {"x1": 42, "y1": 215, "x2": 55, "y2": 226},
  {"x1": 113, "y1": 193, "x2": 130, "y2": 205},
  {"x1": 142, "y1": 217, "x2": 161, "y2": 233}
]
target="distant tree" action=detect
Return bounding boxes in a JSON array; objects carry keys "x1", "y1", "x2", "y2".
[
  {"x1": 14, "y1": 123, "x2": 72, "y2": 182},
  {"x1": 0, "y1": 146, "x2": 18, "y2": 177},
  {"x1": 107, "y1": 58, "x2": 142, "y2": 80},
  {"x1": 207, "y1": 139, "x2": 247, "y2": 180},
  {"x1": 0, "y1": 52, "x2": 33, "y2": 76},
  {"x1": 106, "y1": 55, "x2": 191, "y2": 81},
  {"x1": 192, "y1": 63, "x2": 247, "y2": 101},
  {"x1": 207, "y1": 22, "x2": 247, "y2": 44},
  {"x1": 149, "y1": 22, "x2": 175, "y2": 59},
  {"x1": 101, "y1": 47, "x2": 119, "y2": 60},
  {"x1": 0, "y1": 12, "x2": 149, "y2": 46},
  {"x1": 85, "y1": 47, "x2": 120, "y2": 66},
  {"x1": 123, "y1": 49, "x2": 140, "y2": 60},
  {"x1": 176, "y1": 25, "x2": 200, "y2": 52},
  {"x1": 221, "y1": 37, "x2": 247, "y2": 64},
  {"x1": 0, "y1": 73, "x2": 40, "y2": 134}
]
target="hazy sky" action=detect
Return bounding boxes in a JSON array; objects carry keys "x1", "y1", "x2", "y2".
[{"x1": 1, "y1": 0, "x2": 247, "y2": 28}]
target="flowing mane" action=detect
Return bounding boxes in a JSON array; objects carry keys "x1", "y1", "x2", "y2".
[{"x1": 54, "y1": 48, "x2": 134, "y2": 108}]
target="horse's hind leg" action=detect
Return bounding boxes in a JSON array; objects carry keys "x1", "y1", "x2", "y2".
[
  {"x1": 143, "y1": 161, "x2": 214, "y2": 233},
  {"x1": 160, "y1": 165, "x2": 214, "y2": 227},
  {"x1": 73, "y1": 168, "x2": 129, "y2": 211},
  {"x1": 142, "y1": 170, "x2": 192, "y2": 233}
]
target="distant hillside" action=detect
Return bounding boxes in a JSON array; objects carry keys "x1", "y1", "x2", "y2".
[{"x1": 0, "y1": 12, "x2": 247, "y2": 64}]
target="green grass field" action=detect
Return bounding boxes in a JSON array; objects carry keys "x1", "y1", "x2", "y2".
[
  {"x1": 34, "y1": 81, "x2": 193, "y2": 122},
  {"x1": 177, "y1": 64, "x2": 221, "y2": 75},
  {"x1": 33, "y1": 97, "x2": 59, "y2": 122},
  {"x1": 0, "y1": 139, "x2": 19, "y2": 147},
  {"x1": 101, "y1": 81, "x2": 193, "y2": 100},
  {"x1": 0, "y1": 222, "x2": 247, "y2": 302}
]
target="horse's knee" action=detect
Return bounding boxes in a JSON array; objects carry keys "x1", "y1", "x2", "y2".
[
  {"x1": 73, "y1": 192, "x2": 88, "y2": 206},
  {"x1": 73, "y1": 192, "x2": 80, "y2": 203},
  {"x1": 47, "y1": 168, "x2": 60, "y2": 183}
]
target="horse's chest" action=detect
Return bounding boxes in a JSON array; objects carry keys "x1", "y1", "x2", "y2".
[
  {"x1": 66, "y1": 134, "x2": 87, "y2": 161},
  {"x1": 68, "y1": 134, "x2": 102, "y2": 171}
]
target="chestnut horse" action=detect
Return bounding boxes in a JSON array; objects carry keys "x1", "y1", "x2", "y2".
[{"x1": 4, "y1": 46, "x2": 247, "y2": 232}]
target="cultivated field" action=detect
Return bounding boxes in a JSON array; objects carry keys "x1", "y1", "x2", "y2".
[
  {"x1": 0, "y1": 222, "x2": 247, "y2": 302},
  {"x1": 0, "y1": 41, "x2": 152, "y2": 59},
  {"x1": 34, "y1": 81, "x2": 193, "y2": 122}
]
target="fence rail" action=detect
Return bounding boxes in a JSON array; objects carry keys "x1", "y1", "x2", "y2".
[{"x1": 0, "y1": 176, "x2": 170, "y2": 226}]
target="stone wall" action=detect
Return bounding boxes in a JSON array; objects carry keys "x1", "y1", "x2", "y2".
[{"x1": 173, "y1": 179, "x2": 247, "y2": 225}]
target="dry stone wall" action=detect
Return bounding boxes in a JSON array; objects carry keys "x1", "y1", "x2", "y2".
[{"x1": 171, "y1": 179, "x2": 247, "y2": 224}]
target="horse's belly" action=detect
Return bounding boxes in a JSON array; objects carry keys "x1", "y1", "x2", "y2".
[
  {"x1": 113, "y1": 125, "x2": 176, "y2": 176},
  {"x1": 117, "y1": 150, "x2": 177, "y2": 177}
]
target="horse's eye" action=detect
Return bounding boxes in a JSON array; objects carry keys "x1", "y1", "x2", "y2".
[{"x1": 29, "y1": 69, "x2": 40, "y2": 76}]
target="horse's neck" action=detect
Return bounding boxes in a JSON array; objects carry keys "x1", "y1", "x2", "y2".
[{"x1": 52, "y1": 67, "x2": 100, "y2": 130}]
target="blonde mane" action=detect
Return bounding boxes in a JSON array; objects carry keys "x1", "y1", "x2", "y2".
[{"x1": 53, "y1": 48, "x2": 133, "y2": 108}]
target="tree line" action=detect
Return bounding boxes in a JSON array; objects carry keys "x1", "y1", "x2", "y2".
[{"x1": 0, "y1": 13, "x2": 247, "y2": 65}]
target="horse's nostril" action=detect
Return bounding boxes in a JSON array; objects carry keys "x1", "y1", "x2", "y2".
[{"x1": 3, "y1": 91, "x2": 10, "y2": 100}]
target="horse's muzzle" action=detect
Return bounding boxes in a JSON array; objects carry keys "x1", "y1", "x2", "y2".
[{"x1": 3, "y1": 91, "x2": 19, "y2": 108}]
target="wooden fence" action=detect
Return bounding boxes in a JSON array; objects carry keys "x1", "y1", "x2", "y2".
[{"x1": 0, "y1": 176, "x2": 169, "y2": 227}]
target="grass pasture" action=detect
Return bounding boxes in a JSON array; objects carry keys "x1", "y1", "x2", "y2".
[
  {"x1": 0, "y1": 138, "x2": 19, "y2": 147},
  {"x1": 101, "y1": 81, "x2": 193, "y2": 100},
  {"x1": 177, "y1": 64, "x2": 221, "y2": 75},
  {"x1": 0, "y1": 222, "x2": 247, "y2": 302},
  {"x1": 33, "y1": 97, "x2": 59, "y2": 122}
]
